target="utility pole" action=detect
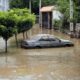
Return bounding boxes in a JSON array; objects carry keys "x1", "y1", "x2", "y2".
[
  {"x1": 70, "y1": 0, "x2": 74, "y2": 37},
  {"x1": 39, "y1": 0, "x2": 42, "y2": 33},
  {"x1": 29, "y1": 0, "x2": 32, "y2": 36},
  {"x1": 29, "y1": 0, "x2": 31, "y2": 13},
  {"x1": 75, "y1": 0, "x2": 80, "y2": 38},
  {"x1": 39, "y1": 0, "x2": 42, "y2": 27}
]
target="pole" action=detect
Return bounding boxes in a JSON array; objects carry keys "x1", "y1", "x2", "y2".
[
  {"x1": 29, "y1": 0, "x2": 32, "y2": 36},
  {"x1": 39, "y1": 0, "x2": 42, "y2": 26},
  {"x1": 70, "y1": 0, "x2": 74, "y2": 37},
  {"x1": 29, "y1": 0, "x2": 31, "y2": 13},
  {"x1": 48, "y1": 13, "x2": 50, "y2": 29}
]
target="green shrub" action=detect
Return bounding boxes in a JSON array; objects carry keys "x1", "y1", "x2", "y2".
[{"x1": 53, "y1": 20, "x2": 62, "y2": 30}]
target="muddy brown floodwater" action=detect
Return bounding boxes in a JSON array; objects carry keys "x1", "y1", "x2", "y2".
[{"x1": 0, "y1": 24, "x2": 80, "y2": 80}]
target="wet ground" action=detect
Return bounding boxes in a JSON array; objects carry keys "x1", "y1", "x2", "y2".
[{"x1": 0, "y1": 24, "x2": 80, "y2": 80}]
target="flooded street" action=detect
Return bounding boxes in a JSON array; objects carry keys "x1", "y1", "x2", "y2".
[{"x1": 0, "y1": 24, "x2": 80, "y2": 80}]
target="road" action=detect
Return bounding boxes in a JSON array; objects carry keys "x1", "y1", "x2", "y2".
[{"x1": 0, "y1": 25, "x2": 80, "y2": 80}]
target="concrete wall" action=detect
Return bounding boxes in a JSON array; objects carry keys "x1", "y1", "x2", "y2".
[{"x1": 52, "y1": 10, "x2": 62, "y2": 20}]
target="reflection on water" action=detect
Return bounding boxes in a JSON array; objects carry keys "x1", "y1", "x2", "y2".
[
  {"x1": 0, "y1": 38, "x2": 5, "y2": 50},
  {"x1": 0, "y1": 24, "x2": 80, "y2": 80}
]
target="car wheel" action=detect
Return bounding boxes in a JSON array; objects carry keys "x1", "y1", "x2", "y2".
[
  {"x1": 36, "y1": 46, "x2": 41, "y2": 48},
  {"x1": 65, "y1": 44, "x2": 71, "y2": 47}
]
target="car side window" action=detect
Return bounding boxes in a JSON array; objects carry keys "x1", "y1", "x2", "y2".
[
  {"x1": 39, "y1": 38, "x2": 44, "y2": 41},
  {"x1": 44, "y1": 39, "x2": 50, "y2": 41},
  {"x1": 49, "y1": 38, "x2": 56, "y2": 41},
  {"x1": 39, "y1": 38, "x2": 50, "y2": 41}
]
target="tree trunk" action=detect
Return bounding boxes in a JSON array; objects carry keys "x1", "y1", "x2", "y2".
[
  {"x1": 23, "y1": 32, "x2": 25, "y2": 40},
  {"x1": 26, "y1": 31, "x2": 28, "y2": 39},
  {"x1": 15, "y1": 34, "x2": 18, "y2": 47},
  {"x1": 5, "y1": 40, "x2": 7, "y2": 53}
]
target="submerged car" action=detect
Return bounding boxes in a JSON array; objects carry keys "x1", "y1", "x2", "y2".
[{"x1": 21, "y1": 34, "x2": 74, "y2": 48}]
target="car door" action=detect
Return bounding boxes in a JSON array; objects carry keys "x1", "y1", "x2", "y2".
[
  {"x1": 39, "y1": 38, "x2": 51, "y2": 47},
  {"x1": 49, "y1": 38, "x2": 61, "y2": 47}
]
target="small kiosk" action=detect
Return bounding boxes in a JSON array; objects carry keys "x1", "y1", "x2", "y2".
[{"x1": 40, "y1": 6, "x2": 56, "y2": 29}]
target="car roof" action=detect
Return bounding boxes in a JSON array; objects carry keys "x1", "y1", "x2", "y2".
[
  {"x1": 35, "y1": 34, "x2": 55, "y2": 38},
  {"x1": 23, "y1": 34, "x2": 56, "y2": 42},
  {"x1": 31, "y1": 34, "x2": 57, "y2": 40}
]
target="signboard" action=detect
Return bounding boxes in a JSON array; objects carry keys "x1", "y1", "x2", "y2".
[{"x1": 70, "y1": 22, "x2": 73, "y2": 31}]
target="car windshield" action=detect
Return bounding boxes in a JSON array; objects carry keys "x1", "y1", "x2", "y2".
[{"x1": 30, "y1": 36, "x2": 40, "y2": 41}]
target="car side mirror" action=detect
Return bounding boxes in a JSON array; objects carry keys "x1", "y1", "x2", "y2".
[{"x1": 59, "y1": 40, "x2": 61, "y2": 42}]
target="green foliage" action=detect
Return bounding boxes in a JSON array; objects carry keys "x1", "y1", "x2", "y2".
[
  {"x1": 10, "y1": 0, "x2": 29, "y2": 8},
  {"x1": 53, "y1": 20, "x2": 62, "y2": 30},
  {"x1": 9, "y1": 8, "x2": 36, "y2": 33},
  {"x1": 0, "y1": 8, "x2": 36, "y2": 52},
  {"x1": 41, "y1": 0, "x2": 57, "y2": 6},
  {"x1": 0, "y1": 12, "x2": 15, "y2": 52},
  {"x1": 10, "y1": 0, "x2": 80, "y2": 23},
  {"x1": 0, "y1": 11, "x2": 15, "y2": 40},
  {"x1": 57, "y1": 0, "x2": 70, "y2": 21},
  {"x1": 0, "y1": 26, "x2": 13, "y2": 40},
  {"x1": 17, "y1": 14, "x2": 36, "y2": 33},
  {"x1": 57, "y1": 0, "x2": 80, "y2": 23},
  {"x1": 18, "y1": 20, "x2": 31, "y2": 33},
  {"x1": 0, "y1": 25, "x2": 6, "y2": 36},
  {"x1": 10, "y1": 0, "x2": 57, "y2": 14},
  {"x1": 0, "y1": 25, "x2": 14, "y2": 52},
  {"x1": 74, "y1": 0, "x2": 80, "y2": 23},
  {"x1": 56, "y1": 0, "x2": 76, "y2": 29},
  {"x1": 0, "y1": 11, "x2": 16, "y2": 28}
]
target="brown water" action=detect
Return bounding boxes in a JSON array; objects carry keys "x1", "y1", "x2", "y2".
[{"x1": 0, "y1": 24, "x2": 80, "y2": 80}]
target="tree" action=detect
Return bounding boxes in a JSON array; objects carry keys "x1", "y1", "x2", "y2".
[
  {"x1": 10, "y1": 0, "x2": 57, "y2": 14},
  {"x1": 56, "y1": 0, "x2": 74, "y2": 30},
  {"x1": 8, "y1": 9, "x2": 21, "y2": 47},
  {"x1": 74, "y1": 0, "x2": 80, "y2": 23},
  {"x1": 0, "y1": 11, "x2": 16, "y2": 52},
  {"x1": 0, "y1": 25, "x2": 14, "y2": 53},
  {"x1": 56, "y1": 0, "x2": 80, "y2": 32},
  {"x1": 0, "y1": 8, "x2": 36, "y2": 52},
  {"x1": 16, "y1": 8, "x2": 36, "y2": 39},
  {"x1": 8, "y1": 8, "x2": 35, "y2": 45},
  {"x1": 10, "y1": 0, "x2": 29, "y2": 9}
]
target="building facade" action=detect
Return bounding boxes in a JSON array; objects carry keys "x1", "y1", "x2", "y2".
[{"x1": 0, "y1": 0, "x2": 9, "y2": 11}]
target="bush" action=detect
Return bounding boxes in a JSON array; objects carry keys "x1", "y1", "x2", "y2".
[{"x1": 53, "y1": 20, "x2": 62, "y2": 30}]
